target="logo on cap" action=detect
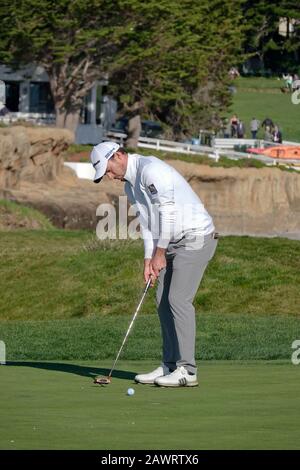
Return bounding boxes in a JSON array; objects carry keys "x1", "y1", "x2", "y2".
[
  {"x1": 104, "y1": 149, "x2": 115, "y2": 160},
  {"x1": 92, "y1": 160, "x2": 100, "y2": 168}
]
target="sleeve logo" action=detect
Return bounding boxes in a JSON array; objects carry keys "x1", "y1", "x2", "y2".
[{"x1": 148, "y1": 184, "x2": 158, "y2": 195}]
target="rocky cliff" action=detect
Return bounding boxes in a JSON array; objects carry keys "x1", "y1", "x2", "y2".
[
  {"x1": 0, "y1": 126, "x2": 73, "y2": 188},
  {"x1": 171, "y1": 161, "x2": 300, "y2": 239}
]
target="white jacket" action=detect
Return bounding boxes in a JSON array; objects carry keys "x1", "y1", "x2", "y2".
[{"x1": 124, "y1": 154, "x2": 214, "y2": 258}]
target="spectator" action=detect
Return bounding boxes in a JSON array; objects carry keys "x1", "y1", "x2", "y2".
[
  {"x1": 229, "y1": 67, "x2": 240, "y2": 80},
  {"x1": 230, "y1": 114, "x2": 238, "y2": 137},
  {"x1": 237, "y1": 120, "x2": 245, "y2": 138},
  {"x1": 250, "y1": 117, "x2": 260, "y2": 139},
  {"x1": 272, "y1": 125, "x2": 282, "y2": 144},
  {"x1": 223, "y1": 118, "x2": 231, "y2": 138},
  {"x1": 264, "y1": 128, "x2": 273, "y2": 142},
  {"x1": 262, "y1": 117, "x2": 274, "y2": 132},
  {"x1": 282, "y1": 73, "x2": 293, "y2": 92}
]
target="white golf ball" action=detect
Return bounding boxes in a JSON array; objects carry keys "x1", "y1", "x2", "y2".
[{"x1": 127, "y1": 388, "x2": 135, "y2": 396}]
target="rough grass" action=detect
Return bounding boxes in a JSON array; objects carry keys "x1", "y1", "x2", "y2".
[
  {"x1": 0, "y1": 231, "x2": 299, "y2": 322},
  {"x1": 129, "y1": 147, "x2": 270, "y2": 169},
  {"x1": 0, "y1": 200, "x2": 54, "y2": 231}
]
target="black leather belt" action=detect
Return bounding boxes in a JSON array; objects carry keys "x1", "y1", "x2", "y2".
[{"x1": 172, "y1": 232, "x2": 219, "y2": 244}]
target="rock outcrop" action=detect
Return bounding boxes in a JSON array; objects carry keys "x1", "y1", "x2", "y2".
[
  {"x1": 0, "y1": 126, "x2": 74, "y2": 188},
  {"x1": 1, "y1": 177, "x2": 124, "y2": 230},
  {"x1": 170, "y1": 161, "x2": 300, "y2": 239}
]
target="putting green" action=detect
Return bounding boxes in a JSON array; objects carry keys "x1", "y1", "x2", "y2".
[{"x1": 0, "y1": 360, "x2": 299, "y2": 450}]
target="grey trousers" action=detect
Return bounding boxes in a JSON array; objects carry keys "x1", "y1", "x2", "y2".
[{"x1": 156, "y1": 233, "x2": 218, "y2": 375}]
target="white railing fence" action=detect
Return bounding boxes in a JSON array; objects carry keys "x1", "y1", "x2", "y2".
[{"x1": 104, "y1": 132, "x2": 300, "y2": 167}]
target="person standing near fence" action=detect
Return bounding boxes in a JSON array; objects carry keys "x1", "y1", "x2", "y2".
[
  {"x1": 250, "y1": 117, "x2": 260, "y2": 139},
  {"x1": 262, "y1": 117, "x2": 274, "y2": 133},
  {"x1": 237, "y1": 120, "x2": 245, "y2": 138},
  {"x1": 272, "y1": 125, "x2": 282, "y2": 144},
  {"x1": 230, "y1": 114, "x2": 238, "y2": 137}
]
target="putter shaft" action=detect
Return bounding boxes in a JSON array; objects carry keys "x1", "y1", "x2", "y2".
[{"x1": 108, "y1": 278, "x2": 151, "y2": 379}]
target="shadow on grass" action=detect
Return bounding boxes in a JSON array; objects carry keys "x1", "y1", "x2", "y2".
[{"x1": 6, "y1": 361, "x2": 136, "y2": 381}]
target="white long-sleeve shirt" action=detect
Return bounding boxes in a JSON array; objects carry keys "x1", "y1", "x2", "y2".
[{"x1": 124, "y1": 154, "x2": 214, "y2": 258}]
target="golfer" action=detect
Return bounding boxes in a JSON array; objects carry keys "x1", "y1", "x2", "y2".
[{"x1": 91, "y1": 141, "x2": 218, "y2": 387}]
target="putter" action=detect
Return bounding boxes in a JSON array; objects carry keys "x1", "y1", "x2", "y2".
[{"x1": 94, "y1": 278, "x2": 152, "y2": 385}]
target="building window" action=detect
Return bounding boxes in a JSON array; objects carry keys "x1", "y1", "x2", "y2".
[
  {"x1": 29, "y1": 82, "x2": 54, "y2": 113},
  {"x1": 5, "y1": 81, "x2": 20, "y2": 112}
]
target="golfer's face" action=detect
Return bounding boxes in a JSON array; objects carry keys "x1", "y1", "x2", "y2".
[{"x1": 106, "y1": 154, "x2": 126, "y2": 180}]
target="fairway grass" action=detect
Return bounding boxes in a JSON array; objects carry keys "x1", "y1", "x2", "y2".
[{"x1": 0, "y1": 360, "x2": 299, "y2": 450}]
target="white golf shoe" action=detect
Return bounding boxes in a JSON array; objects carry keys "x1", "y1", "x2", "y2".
[
  {"x1": 154, "y1": 366, "x2": 198, "y2": 387},
  {"x1": 135, "y1": 364, "x2": 170, "y2": 384}
]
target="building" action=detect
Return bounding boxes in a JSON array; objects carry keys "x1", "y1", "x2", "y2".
[
  {"x1": 0, "y1": 64, "x2": 114, "y2": 144},
  {"x1": 278, "y1": 17, "x2": 298, "y2": 37}
]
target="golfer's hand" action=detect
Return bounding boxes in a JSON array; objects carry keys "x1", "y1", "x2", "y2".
[
  {"x1": 150, "y1": 248, "x2": 167, "y2": 281},
  {"x1": 144, "y1": 259, "x2": 154, "y2": 286}
]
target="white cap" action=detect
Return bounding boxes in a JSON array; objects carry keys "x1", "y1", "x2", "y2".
[{"x1": 90, "y1": 141, "x2": 120, "y2": 183}]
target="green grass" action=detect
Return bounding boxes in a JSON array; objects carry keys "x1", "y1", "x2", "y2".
[
  {"x1": 0, "y1": 231, "x2": 299, "y2": 323},
  {"x1": 130, "y1": 146, "x2": 272, "y2": 169},
  {"x1": 1, "y1": 313, "x2": 299, "y2": 361},
  {"x1": 67, "y1": 143, "x2": 93, "y2": 154},
  {"x1": 235, "y1": 76, "x2": 282, "y2": 90},
  {"x1": 0, "y1": 360, "x2": 299, "y2": 449},
  {"x1": 0, "y1": 199, "x2": 54, "y2": 230},
  {"x1": 1, "y1": 227, "x2": 299, "y2": 450},
  {"x1": 229, "y1": 77, "x2": 300, "y2": 142},
  {"x1": 0, "y1": 230, "x2": 299, "y2": 360}
]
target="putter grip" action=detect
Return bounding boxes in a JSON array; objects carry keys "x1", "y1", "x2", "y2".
[{"x1": 144, "y1": 278, "x2": 152, "y2": 293}]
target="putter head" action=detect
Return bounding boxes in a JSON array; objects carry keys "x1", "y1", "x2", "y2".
[{"x1": 94, "y1": 376, "x2": 111, "y2": 385}]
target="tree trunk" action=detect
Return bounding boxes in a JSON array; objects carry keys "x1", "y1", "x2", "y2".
[
  {"x1": 49, "y1": 69, "x2": 82, "y2": 133},
  {"x1": 56, "y1": 108, "x2": 66, "y2": 128},
  {"x1": 47, "y1": 63, "x2": 96, "y2": 133},
  {"x1": 65, "y1": 111, "x2": 80, "y2": 133},
  {"x1": 55, "y1": 108, "x2": 80, "y2": 133},
  {"x1": 126, "y1": 114, "x2": 142, "y2": 148}
]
